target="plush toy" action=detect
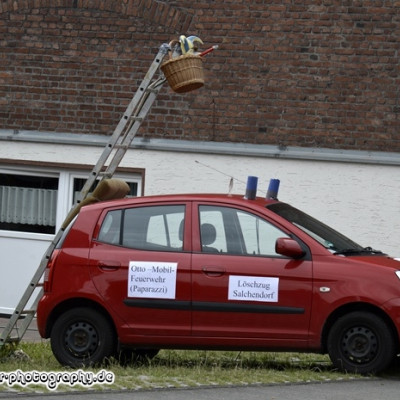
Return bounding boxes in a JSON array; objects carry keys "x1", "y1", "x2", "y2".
[{"x1": 179, "y1": 35, "x2": 204, "y2": 54}]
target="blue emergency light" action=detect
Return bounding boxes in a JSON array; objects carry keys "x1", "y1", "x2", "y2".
[
  {"x1": 266, "y1": 178, "x2": 280, "y2": 200},
  {"x1": 244, "y1": 176, "x2": 258, "y2": 200}
]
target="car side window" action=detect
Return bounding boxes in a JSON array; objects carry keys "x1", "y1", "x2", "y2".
[
  {"x1": 97, "y1": 210, "x2": 122, "y2": 245},
  {"x1": 199, "y1": 205, "x2": 288, "y2": 256},
  {"x1": 199, "y1": 208, "x2": 227, "y2": 253},
  {"x1": 237, "y1": 210, "x2": 289, "y2": 256},
  {"x1": 98, "y1": 205, "x2": 185, "y2": 252}
]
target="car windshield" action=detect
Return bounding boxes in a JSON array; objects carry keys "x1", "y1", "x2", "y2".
[{"x1": 267, "y1": 203, "x2": 383, "y2": 256}]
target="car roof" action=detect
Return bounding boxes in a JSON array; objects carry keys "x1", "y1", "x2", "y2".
[{"x1": 81, "y1": 193, "x2": 279, "y2": 211}]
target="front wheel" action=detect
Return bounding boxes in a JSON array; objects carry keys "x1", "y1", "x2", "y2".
[
  {"x1": 327, "y1": 311, "x2": 395, "y2": 374},
  {"x1": 51, "y1": 307, "x2": 116, "y2": 368}
]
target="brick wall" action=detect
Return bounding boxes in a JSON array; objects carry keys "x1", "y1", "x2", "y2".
[{"x1": 0, "y1": 0, "x2": 399, "y2": 152}]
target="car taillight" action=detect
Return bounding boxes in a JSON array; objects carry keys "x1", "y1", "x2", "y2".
[{"x1": 43, "y1": 249, "x2": 60, "y2": 292}]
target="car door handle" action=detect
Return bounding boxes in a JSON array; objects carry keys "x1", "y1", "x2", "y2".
[
  {"x1": 202, "y1": 266, "x2": 226, "y2": 277},
  {"x1": 98, "y1": 261, "x2": 121, "y2": 271}
]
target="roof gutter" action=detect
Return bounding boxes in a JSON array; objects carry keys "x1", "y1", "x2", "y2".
[{"x1": 0, "y1": 129, "x2": 399, "y2": 166}]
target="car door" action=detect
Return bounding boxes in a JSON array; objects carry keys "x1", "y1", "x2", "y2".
[
  {"x1": 89, "y1": 202, "x2": 192, "y2": 336},
  {"x1": 191, "y1": 203, "x2": 312, "y2": 344}
]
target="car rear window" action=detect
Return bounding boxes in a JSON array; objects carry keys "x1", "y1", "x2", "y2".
[{"x1": 97, "y1": 205, "x2": 185, "y2": 252}]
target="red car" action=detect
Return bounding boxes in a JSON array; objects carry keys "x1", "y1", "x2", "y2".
[{"x1": 36, "y1": 192, "x2": 400, "y2": 374}]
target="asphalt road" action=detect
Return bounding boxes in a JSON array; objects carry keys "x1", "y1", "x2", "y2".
[{"x1": 0, "y1": 378, "x2": 399, "y2": 400}]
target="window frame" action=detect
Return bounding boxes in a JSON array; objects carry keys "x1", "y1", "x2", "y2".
[{"x1": 0, "y1": 160, "x2": 144, "y2": 240}]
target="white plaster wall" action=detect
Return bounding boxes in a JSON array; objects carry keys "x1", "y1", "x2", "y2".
[
  {"x1": 127, "y1": 149, "x2": 400, "y2": 257},
  {"x1": 0, "y1": 235, "x2": 48, "y2": 313},
  {"x1": 1, "y1": 140, "x2": 400, "y2": 259}
]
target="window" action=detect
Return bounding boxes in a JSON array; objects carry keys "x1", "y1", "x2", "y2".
[
  {"x1": 237, "y1": 210, "x2": 288, "y2": 256},
  {"x1": 97, "y1": 210, "x2": 122, "y2": 245},
  {"x1": 72, "y1": 178, "x2": 138, "y2": 204},
  {"x1": 268, "y1": 202, "x2": 363, "y2": 253},
  {"x1": 98, "y1": 205, "x2": 185, "y2": 252},
  {"x1": 0, "y1": 173, "x2": 58, "y2": 234},
  {"x1": 0, "y1": 165, "x2": 143, "y2": 236},
  {"x1": 199, "y1": 206, "x2": 289, "y2": 256},
  {"x1": 198, "y1": 207, "x2": 227, "y2": 253}
]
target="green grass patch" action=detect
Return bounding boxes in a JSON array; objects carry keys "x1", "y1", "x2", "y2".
[{"x1": 0, "y1": 342, "x2": 397, "y2": 393}]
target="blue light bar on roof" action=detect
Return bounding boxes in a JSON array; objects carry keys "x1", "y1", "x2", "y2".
[
  {"x1": 266, "y1": 178, "x2": 280, "y2": 200},
  {"x1": 244, "y1": 176, "x2": 258, "y2": 200}
]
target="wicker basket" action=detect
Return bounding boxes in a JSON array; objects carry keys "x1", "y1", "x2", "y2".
[{"x1": 161, "y1": 54, "x2": 204, "y2": 93}]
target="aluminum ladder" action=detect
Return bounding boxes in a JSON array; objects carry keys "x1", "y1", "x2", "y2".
[{"x1": 0, "y1": 42, "x2": 171, "y2": 348}]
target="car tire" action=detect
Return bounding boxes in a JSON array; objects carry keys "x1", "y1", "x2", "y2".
[
  {"x1": 51, "y1": 307, "x2": 116, "y2": 368},
  {"x1": 327, "y1": 311, "x2": 395, "y2": 374}
]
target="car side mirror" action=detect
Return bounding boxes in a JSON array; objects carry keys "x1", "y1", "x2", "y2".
[{"x1": 275, "y1": 237, "x2": 305, "y2": 259}]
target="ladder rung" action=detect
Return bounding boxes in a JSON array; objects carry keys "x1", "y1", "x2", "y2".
[
  {"x1": 122, "y1": 115, "x2": 143, "y2": 122},
  {"x1": 113, "y1": 144, "x2": 130, "y2": 150},
  {"x1": 21, "y1": 310, "x2": 36, "y2": 315},
  {"x1": 146, "y1": 87, "x2": 162, "y2": 94},
  {"x1": 96, "y1": 172, "x2": 113, "y2": 180},
  {"x1": 28, "y1": 282, "x2": 43, "y2": 288},
  {"x1": 8, "y1": 312, "x2": 27, "y2": 319}
]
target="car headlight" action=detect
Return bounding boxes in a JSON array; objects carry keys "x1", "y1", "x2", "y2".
[{"x1": 396, "y1": 271, "x2": 400, "y2": 280}]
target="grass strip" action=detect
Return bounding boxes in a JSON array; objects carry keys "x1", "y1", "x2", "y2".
[{"x1": 0, "y1": 342, "x2": 397, "y2": 393}]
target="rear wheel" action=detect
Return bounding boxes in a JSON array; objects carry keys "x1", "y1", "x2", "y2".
[
  {"x1": 327, "y1": 311, "x2": 395, "y2": 374},
  {"x1": 51, "y1": 307, "x2": 116, "y2": 368}
]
